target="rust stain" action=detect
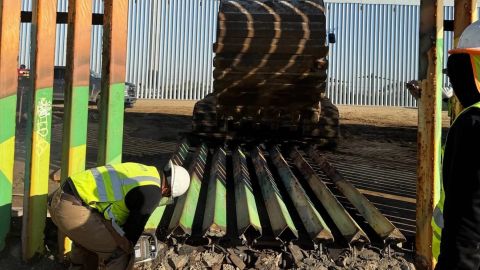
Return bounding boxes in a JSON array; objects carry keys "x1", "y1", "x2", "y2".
[{"x1": 0, "y1": 1, "x2": 22, "y2": 98}]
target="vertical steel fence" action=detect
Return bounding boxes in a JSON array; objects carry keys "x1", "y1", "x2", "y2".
[{"x1": 18, "y1": 1, "x2": 479, "y2": 106}]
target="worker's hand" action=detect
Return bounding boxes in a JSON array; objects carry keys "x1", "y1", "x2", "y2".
[{"x1": 406, "y1": 80, "x2": 421, "y2": 100}]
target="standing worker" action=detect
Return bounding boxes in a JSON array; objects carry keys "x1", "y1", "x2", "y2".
[
  {"x1": 435, "y1": 20, "x2": 480, "y2": 269},
  {"x1": 48, "y1": 161, "x2": 190, "y2": 270}
]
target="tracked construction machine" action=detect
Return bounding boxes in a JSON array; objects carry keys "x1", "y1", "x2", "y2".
[
  {"x1": 139, "y1": 0, "x2": 408, "y2": 266},
  {"x1": 193, "y1": 0, "x2": 339, "y2": 146}
]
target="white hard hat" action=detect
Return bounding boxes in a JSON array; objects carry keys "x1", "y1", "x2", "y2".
[
  {"x1": 457, "y1": 20, "x2": 480, "y2": 50},
  {"x1": 165, "y1": 160, "x2": 190, "y2": 198},
  {"x1": 450, "y1": 20, "x2": 480, "y2": 54},
  {"x1": 448, "y1": 20, "x2": 480, "y2": 92}
]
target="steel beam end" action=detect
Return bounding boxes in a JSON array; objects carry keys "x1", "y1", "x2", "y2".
[
  {"x1": 385, "y1": 228, "x2": 406, "y2": 246},
  {"x1": 205, "y1": 224, "x2": 227, "y2": 238},
  {"x1": 314, "y1": 229, "x2": 335, "y2": 243}
]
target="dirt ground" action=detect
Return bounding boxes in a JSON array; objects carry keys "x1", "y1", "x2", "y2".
[{"x1": 0, "y1": 100, "x2": 450, "y2": 269}]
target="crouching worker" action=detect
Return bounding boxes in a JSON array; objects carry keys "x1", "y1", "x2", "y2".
[{"x1": 47, "y1": 162, "x2": 190, "y2": 270}]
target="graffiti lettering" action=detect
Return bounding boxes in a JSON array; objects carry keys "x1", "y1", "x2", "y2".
[{"x1": 35, "y1": 98, "x2": 51, "y2": 156}]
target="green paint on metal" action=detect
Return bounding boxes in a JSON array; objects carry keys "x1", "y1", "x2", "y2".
[
  {"x1": 203, "y1": 148, "x2": 227, "y2": 237},
  {"x1": 169, "y1": 145, "x2": 208, "y2": 236},
  {"x1": 145, "y1": 206, "x2": 166, "y2": 230},
  {"x1": 0, "y1": 95, "x2": 17, "y2": 250},
  {"x1": 0, "y1": 171, "x2": 12, "y2": 251},
  {"x1": 0, "y1": 172, "x2": 12, "y2": 208},
  {"x1": 270, "y1": 147, "x2": 332, "y2": 242},
  {"x1": 61, "y1": 85, "x2": 90, "y2": 181},
  {"x1": 0, "y1": 95, "x2": 17, "y2": 143},
  {"x1": 98, "y1": 82, "x2": 124, "y2": 165},
  {"x1": 69, "y1": 86, "x2": 89, "y2": 147},
  {"x1": 433, "y1": 37, "x2": 444, "y2": 210},
  {"x1": 274, "y1": 193, "x2": 297, "y2": 232},
  {"x1": 145, "y1": 141, "x2": 190, "y2": 230},
  {"x1": 244, "y1": 186, "x2": 261, "y2": 229},
  {"x1": 233, "y1": 148, "x2": 262, "y2": 237},
  {"x1": 290, "y1": 149, "x2": 369, "y2": 244},
  {"x1": 251, "y1": 147, "x2": 298, "y2": 239},
  {"x1": 33, "y1": 88, "x2": 53, "y2": 141},
  {"x1": 214, "y1": 180, "x2": 227, "y2": 229},
  {"x1": 179, "y1": 171, "x2": 202, "y2": 232},
  {"x1": 22, "y1": 87, "x2": 54, "y2": 259},
  {"x1": 308, "y1": 148, "x2": 405, "y2": 243}
]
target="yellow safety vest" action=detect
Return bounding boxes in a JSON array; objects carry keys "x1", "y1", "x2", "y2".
[
  {"x1": 432, "y1": 101, "x2": 480, "y2": 262},
  {"x1": 69, "y1": 162, "x2": 161, "y2": 235}
]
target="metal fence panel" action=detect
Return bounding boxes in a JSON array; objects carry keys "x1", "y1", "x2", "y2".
[{"x1": 18, "y1": 1, "x2": 480, "y2": 106}]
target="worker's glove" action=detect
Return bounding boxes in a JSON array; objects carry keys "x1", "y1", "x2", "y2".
[{"x1": 406, "y1": 80, "x2": 421, "y2": 100}]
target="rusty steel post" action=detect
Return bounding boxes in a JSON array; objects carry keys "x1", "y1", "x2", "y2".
[
  {"x1": 202, "y1": 147, "x2": 228, "y2": 238},
  {"x1": 416, "y1": 0, "x2": 444, "y2": 269},
  {"x1": 22, "y1": 0, "x2": 57, "y2": 260},
  {"x1": 144, "y1": 139, "x2": 190, "y2": 231},
  {"x1": 233, "y1": 147, "x2": 262, "y2": 242},
  {"x1": 251, "y1": 146, "x2": 298, "y2": 242},
  {"x1": 58, "y1": 0, "x2": 93, "y2": 258},
  {"x1": 0, "y1": 0, "x2": 21, "y2": 252},
  {"x1": 167, "y1": 144, "x2": 209, "y2": 237},
  {"x1": 450, "y1": 0, "x2": 478, "y2": 121},
  {"x1": 97, "y1": 0, "x2": 129, "y2": 165},
  {"x1": 307, "y1": 148, "x2": 405, "y2": 245},
  {"x1": 269, "y1": 146, "x2": 333, "y2": 243},
  {"x1": 290, "y1": 149, "x2": 369, "y2": 246}
]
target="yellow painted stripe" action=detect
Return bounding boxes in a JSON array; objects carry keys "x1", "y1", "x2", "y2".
[
  {"x1": 68, "y1": 144, "x2": 87, "y2": 175},
  {"x1": 357, "y1": 188, "x2": 416, "y2": 204},
  {"x1": 0, "y1": 137, "x2": 15, "y2": 185},
  {"x1": 30, "y1": 133, "x2": 50, "y2": 197}
]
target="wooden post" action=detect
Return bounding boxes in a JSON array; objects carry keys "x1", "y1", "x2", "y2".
[
  {"x1": 22, "y1": 0, "x2": 57, "y2": 260},
  {"x1": 58, "y1": 0, "x2": 92, "y2": 257},
  {"x1": 97, "y1": 0, "x2": 129, "y2": 166},
  {"x1": 416, "y1": 0, "x2": 444, "y2": 269},
  {"x1": 0, "y1": 0, "x2": 21, "y2": 252},
  {"x1": 450, "y1": 0, "x2": 478, "y2": 121}
]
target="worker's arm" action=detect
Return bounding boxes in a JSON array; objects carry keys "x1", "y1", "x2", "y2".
[{"x1": 123, "y1": 185, "x2": 161, "y2": 244}]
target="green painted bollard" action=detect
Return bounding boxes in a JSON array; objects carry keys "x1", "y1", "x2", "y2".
[
  {"x1": 58, "y1": 0, "x2": 93, "y2": 258},
  {"x1": 97, "y1": 0, "x2": 129, "y2": 166},
  {"x1": 0, "y1": 0, "x2": 22, "y2": 251},
  {"x1": 22, "y1": 0, "x2": 57, "y2": 260}
]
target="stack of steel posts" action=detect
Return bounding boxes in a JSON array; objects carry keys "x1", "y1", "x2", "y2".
[{"x1": 151, "y1": 140, "x2": 406, "y2": 249}]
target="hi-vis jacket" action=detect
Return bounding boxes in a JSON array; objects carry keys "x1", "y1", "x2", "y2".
[
  {"x1": 69, "y1": 162, "x2": 161, "y2": 235},
  {"x1": 432, "y1": 101, "x2": 480, "y2": 262}
]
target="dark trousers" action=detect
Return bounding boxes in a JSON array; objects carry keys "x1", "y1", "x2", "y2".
[{"x1": 435, "y1": 236, "x2": 480, "y2": 269}]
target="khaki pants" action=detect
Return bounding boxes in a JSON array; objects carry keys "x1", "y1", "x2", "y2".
[{"x1": 48, "y1": 188, "x2": 133, "y2": 270}]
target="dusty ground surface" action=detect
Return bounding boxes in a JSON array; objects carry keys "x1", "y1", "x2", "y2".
[{"x1": 0, "y1": 100, "x2": 450, "y2": 269}]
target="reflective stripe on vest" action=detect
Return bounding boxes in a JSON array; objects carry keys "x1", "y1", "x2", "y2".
[
  {"x1": 106, "y1": 205, "x2": 125, "y2": 236},
  {"x1": 70, "y1": 162, "x2": 161, "y2": 226},
  {"x1": 432, "y1": 101, "x2": 480, "y2": 262},
  {"x1": 472, "y1": 55, "x2": 480, "y2": 92}
]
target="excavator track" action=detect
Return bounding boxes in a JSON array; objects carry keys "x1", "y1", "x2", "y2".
[{"x1": 193, "y1": 0, "x2": 339, "y2": 145}]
